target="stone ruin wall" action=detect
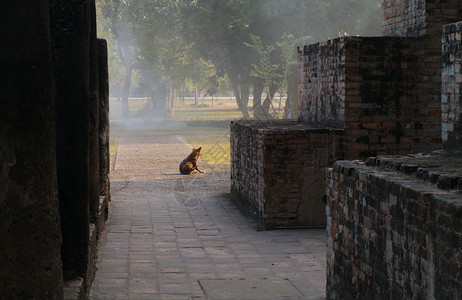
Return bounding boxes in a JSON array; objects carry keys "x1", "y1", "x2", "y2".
[
  {"x1": 231, "y1": 121, "x2": 343, "y2": 229},
  {"x1": 382, "y1": 0, "x2": 426, "y2": 37},
  {"x1": 326, "y1": 1, "x2": 462, "y2": 298},
  {"x1": 1, "y1": 0, "x2": 110, "y2": 297},
  {"x1": 298, "y1": 0, "x2": 462, "y2": 158},
  {"x1": 298, "y1": 36, "x2": 441, "y2": 159},
  {"x1": 383, "y1": 0, "x2": 462, "y2": 38},
  {"x1": 442, "y1": 21, "x2": 462, "y2": 152},
  {"x1": 298, "y1": 40, "x2": 345, "y2": 128},
  {"x1": 0, "y1": 2, "x2": 63, "y2": 298},
  {"x1": 326, "y1": 156, "x2": 462, "y2": 299},
  {"x1": 230, "y1": 0, "x2": 456, "y2": 229},
  {"x1": 231, "y1": 122, "x2": 265, "y2": 224}
]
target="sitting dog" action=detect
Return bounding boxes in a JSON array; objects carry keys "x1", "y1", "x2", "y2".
[{"x1": 179, "y1": 147, "x2": 205, "y2": 174}]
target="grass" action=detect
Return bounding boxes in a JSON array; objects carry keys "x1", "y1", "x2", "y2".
[
  {"x1": 183, "y1": 135, "x2": 231, "y2": 164},
  {"x1": 170, "y1": 108, "x2": 246, "y2": 121},
  {"x1": 110, "y1": 124, "x2": 229, "y2": 133},
  {"x1": 109, "y1": 138, "x2": 119, "y2": 169},
  {"x1": 110, "y1": 97, "x2": 287, "y2": 122}
]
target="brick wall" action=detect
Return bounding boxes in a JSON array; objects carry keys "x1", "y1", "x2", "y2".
[
  {"x1": 230, "y1": 121, "x2": 264, "y2": 223},
  {"x1": 326, "y1": 155, "x2": 462, "y2": 299},
  {"x1": 382, "y1": 0, "x2": 462, "y2": 38},
  {"x1": 231, "y1": 120, "x2": 343, "y2": 229},
  {"x1": 298, "y1": 39, "x2": 344, "y2": 128},
  {"x1": 382, "y1": 0, "x2": 426, "y2": 37},
  {"x1": 442, "y1": 21, "x2": 462, "y2": 152},
  {"x1": 298, "y1": 36, "x2": 441, "y2": 159}
]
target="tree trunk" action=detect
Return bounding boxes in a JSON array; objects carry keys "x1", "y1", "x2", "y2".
[
  {"x1": 171, "y1": 88, "x2": 176, "y2": 109},
  {"x1": 252, "y1": 79, "x2": 265, "y2": 120},
  {"x1": 230, "y1": 75, "x2": 250, "y2": 119},
  {"x1": 283, "y1": 69, "x2": 298, "y2": 119},
  {"x1": 194, "y1": 85, "x2": 199, "y2": 106},
  {"x1": 241, "y1": 84, "x2": 250, "y2": 114},
  {"x1": 144, "y1": 90, "x2": 156, "y2": 115},
  {"x1": 158, "y1": 85, "x2": 168, "y2": 116},
  {"x1": 121, "y1": 64, "x2": 132, "y2": 122},
  {"x1": 179, "y1": 89, "x2": 183, "y2": 103},
  {"x1": 262, "y1": 85, "x2": 277, "y2": 118}
]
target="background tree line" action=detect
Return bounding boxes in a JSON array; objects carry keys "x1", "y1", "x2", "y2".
[{"x1": 97, "y1": 0, "x2": 382, "y2": 120}]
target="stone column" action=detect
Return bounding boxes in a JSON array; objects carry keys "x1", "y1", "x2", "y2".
[
  {"x1": 49, "y1": 0, "x2": 91, "y2": 277},
  {"x1": 98, "y1": 38, "x2": 110, "y2": 205},
  {"x1": 0, "y1": 1, "x2": 63, "y2": 298},
  {"x1": 89, "y1": 0, "x2": 100, "y2": 222}
]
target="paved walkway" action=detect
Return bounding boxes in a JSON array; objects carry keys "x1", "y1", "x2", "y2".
[{"x1": 90, "y1": 132, "x2": 326, "y2": 299}]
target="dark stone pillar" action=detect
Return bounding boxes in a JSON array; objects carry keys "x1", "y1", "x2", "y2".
[
  {"x1": 98, "y1": 38, "x2": 110, "y2": 205},
  {"x1": 89, "y1": 0, "x2": 100, "y2": 222},
  {"x1": 0, "y1": 1, "x2": 63, "y2": 298},
  {"x1": 49, "y1": 0, "x2": 91, "y2": 277}
]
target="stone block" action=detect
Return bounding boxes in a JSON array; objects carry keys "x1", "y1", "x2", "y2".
[
  {"x1": 231, "y1": 121, "x2": 342, "y2": 229},
  {"x1": 327, "y1": 155, "x2": 462, "y2": 299}
]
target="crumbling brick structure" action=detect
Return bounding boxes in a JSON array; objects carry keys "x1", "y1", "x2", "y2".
[
  {"x1": 231, "y1": 121, "x2": 343, "y2": 228},
  {"x1": 231, "y1": 0, "x2": 454, "y2": 229},
  {"x1": 326, "y1": 1, "x2": 462, "y2": 298},
  {"x1": 442, "y1": 21, "x2": 462, "y2": 152},
  {"x1": 299, "y1": 36, "x2": 441, "y2": 157},
  {"x1": 0, "y1": 0, "x2": 110, "y2": 298}
]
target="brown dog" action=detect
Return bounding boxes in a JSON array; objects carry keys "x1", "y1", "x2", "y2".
[{"x1": 179, "y1": 147, "x2": 205, "y2": 174}]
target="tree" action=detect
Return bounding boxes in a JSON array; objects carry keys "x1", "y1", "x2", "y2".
[
  {"x1": 181, "y1": 0, "x2": 259, "y2": 118},
  {"x1": 182, "y1": 0, "x2": 381, "y2": 119},
  {"x1": 97, "y1": 0, "x2": 382, "y2": 120},
  {"x1": 99, "y1": 0, "x2": 139, "y2": 122},
  {"x1": 129, "y1": 0, "x2": 216, "y2": 117}
]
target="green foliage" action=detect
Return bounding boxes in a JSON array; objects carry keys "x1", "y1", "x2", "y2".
[
  {"x1": 245, "y1": 33, "x2": 311, "y2": 93},
  {"x1": 245, "y1": 35, "x2": 281, "y2": 88},
  {"x1": 97, "y1": 0, "x2": 382, "y2": 117}
]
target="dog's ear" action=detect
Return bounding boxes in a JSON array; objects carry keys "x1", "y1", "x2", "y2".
[{"x1": 198, "y1": 147, "x2": 202, "y2": 152}]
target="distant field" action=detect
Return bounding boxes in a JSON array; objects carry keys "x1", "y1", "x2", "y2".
[
  {"x1": 183, "y1": 134, "x2": 231, "y2": 164},
  {"x1": 109, "y1": 125, "x2": 230, "y2": 166},
  {"x1": 171, "y1": 107, "x2": 245, "y2": 121},
  {"x1": 110, "y1": 96, "x2": 286, "y2": 122},
  {"x1": 109, "y1": 96, "x2": 286, "y2": 166}
]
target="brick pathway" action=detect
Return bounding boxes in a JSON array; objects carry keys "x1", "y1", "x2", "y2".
[{"x1": 90, "y1": 132, "x2": 326, "y2": 299}]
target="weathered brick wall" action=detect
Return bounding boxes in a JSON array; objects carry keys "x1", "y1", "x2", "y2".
[
  {"x1": 442, "y1": 21, "x2": 462, "y2": 152},
  {"x1": 231, "y1": 120, "x2": 343, "y2": 229},
  {"x1": 230, "y1": 121, "x2": 264, "y2": 223},
  {"x1": 382, "y1": 0, "x2": 462, "y2": 38},
  {"x1": 344, "y1": 36, "x2": 441, "y2": 157},
  {"x1": 326, "y1": 155, "x2": 462, "y2": 299},
  {"x1": 382, "y1": 0, "x2": 426, "y2": 37},
  {"x1": 298, "y1": 39, "x2": 344, "y2": 128},
  {"x1": 298, "y1": 36, "x2": 441, "y2": 159}
]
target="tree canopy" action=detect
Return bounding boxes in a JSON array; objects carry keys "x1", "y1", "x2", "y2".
[{"x1": 97, "y1": 0, "x2": 381, "y2": 119}]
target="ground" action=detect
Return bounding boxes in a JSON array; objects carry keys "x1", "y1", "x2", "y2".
[{"x1": 90, "y1": 128, "x2": 326, "y2": 299}]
